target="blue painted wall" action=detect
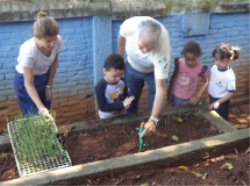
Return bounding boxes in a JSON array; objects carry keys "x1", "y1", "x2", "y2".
[{"x1": 0, "y1": 12, "x2": 249, "y2": 128}]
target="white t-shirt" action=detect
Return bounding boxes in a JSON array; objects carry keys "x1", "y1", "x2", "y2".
[
  {"x1": 119, "y1": 16, "x2": 171, "y2": 80},
  {"x1": 208, "y1": 65, "x2": 236, "y2": 98},
  {"x1": 16, "y1": 35, "x2": 64, "y2": 75}
]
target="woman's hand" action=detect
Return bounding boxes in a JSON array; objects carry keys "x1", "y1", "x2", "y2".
[
  {"x1": 38, "y1": 107, "x2": 53, "y2": 120},
  {"x1": 45, "y1": 87, "x2": 53, "y2": 101}
]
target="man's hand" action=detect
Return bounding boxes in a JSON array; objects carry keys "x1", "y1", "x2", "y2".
[
  {"x1": 123, "y1": 96, "x2": 135, "y2": 108},
  {"x1": 140, "y1": 120, "x2": 156, "y2": 138}
]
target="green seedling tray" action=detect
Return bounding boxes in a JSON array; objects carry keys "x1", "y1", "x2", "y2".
[{"x1": 7, "y1": 116, "x2": 71, "y2": 177}]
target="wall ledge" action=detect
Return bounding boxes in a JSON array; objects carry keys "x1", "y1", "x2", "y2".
[{"x1": 0, "y1": 0, "x2": 249, "y2": 22}]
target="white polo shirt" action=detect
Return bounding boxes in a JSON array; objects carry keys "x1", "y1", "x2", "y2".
[
  {"x1": 120, "y1": 16, "x2": 171, "y2": 80},
  {"x1": 208, "y1": 65, "x2": 236, "y2": 98}
]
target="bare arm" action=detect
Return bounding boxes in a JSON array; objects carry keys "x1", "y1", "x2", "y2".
[
  {"x1": 47, "y1": 53, "x2": 58, "y2": 86},
  {"x1": 151, "y1": 79, "x2": 167, "y2": 118},
  {"x1": 45, "y1": 53, "x2": 59, "y2": 101},
  {"x1": 140, "y1": 79, "x2": 167, "y2": 138},
  {"x1": 190, "y1": 73, "x2": 209, "y2": 105},
  {"x1": 117, "y1": 34, "x2": 126, "y2": 57},
  {"x1": 23, "y1": 68, "x2": 45, "y2": 110},
  {"x1": 197, "y1": 74, "x2": 208, "y2": 98}
]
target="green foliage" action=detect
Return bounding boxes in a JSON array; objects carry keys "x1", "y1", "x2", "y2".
[{"x1": 9, "y1": 113, "x2": 61, "y2": 163}]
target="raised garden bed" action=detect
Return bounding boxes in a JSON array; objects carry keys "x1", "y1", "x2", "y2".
[
  {"x1": 0, "y1": 103, "x2": 248, "y2": 185},
  {"x1": 67, "y1": 110, "x2": 221, "y2": 166},
  {"x1": 67, "y1": 147, "x2": 250, "y2": 185}
]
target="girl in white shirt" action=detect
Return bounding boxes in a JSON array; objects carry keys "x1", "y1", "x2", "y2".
[
  {"x1": 14, "y1": 11, "x2": 64, "y2": 118},
  {"x1": 206, "y1": 43, "x2": 241, "y2": 120}
]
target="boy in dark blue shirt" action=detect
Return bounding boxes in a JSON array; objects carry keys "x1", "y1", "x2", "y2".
[{"x1": 95, "y1": 54, "x2": 135, "y2": 119}]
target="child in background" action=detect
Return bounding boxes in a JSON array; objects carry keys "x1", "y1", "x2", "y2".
[
  {"x1": 95, "y1": 54, "x2": 135, "y2": 119},
  {"x1": 168, "y1": 40, "x2": 208, "y2": 106},
  {"x1": 206, "y1": 43, "x2": 241, "y2": 121}
]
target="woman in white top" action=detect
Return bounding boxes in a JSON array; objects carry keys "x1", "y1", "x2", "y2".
[{"x1": 14, "y1": 11, "x2": 64, "y2": 118}]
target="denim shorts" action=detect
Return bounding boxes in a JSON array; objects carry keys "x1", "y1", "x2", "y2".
[{"x1": 173, "y1": 94, "x2": 190, "y2": 106}]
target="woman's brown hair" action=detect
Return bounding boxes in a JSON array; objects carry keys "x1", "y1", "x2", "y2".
[{"x1": 32, "y1": 11, "x2": 59, "y2": 38}]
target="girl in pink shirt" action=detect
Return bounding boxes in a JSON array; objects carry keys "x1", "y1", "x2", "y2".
[{"x1": 168, "y1": 40, "x2": 208, "y2": 106}]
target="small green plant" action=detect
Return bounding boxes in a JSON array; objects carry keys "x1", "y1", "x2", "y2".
[
  {"x1": 8, "y1": 112, "x2": 60, "y2": 163},
  {"x1": 172, "y1": 135, "x2": 179, "y2": 141}
]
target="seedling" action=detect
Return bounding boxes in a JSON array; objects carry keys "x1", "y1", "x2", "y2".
[
  {"x1": 172, "y1": 135, "x2": 179, "y2": 141},
  {"x1": 177, "y1": 118, "x2": 183, "y2": 122},
  {"x1": 7, "y1": 112, "x2": 71, "y2": 177}
]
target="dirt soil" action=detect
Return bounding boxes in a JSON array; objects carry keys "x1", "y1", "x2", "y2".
[
  {"x1": 229, "y1": 104, "x2": 250, "y2": 129},
  {"x1": 0, "y1": 152, "x2": 17, "y2": 182},
  {"x1": 74, "y1": 150, "x2": 250, "y2": 186},
  {"x1": 66, "y1": 112, "x2": 220, "y2": 166}
]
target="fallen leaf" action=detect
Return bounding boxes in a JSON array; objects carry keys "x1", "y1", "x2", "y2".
[
  {"x1": 202, "y1": 173, "x2": 207, "y2": 180},
  {"x1": 140, "y1": 183, "x2": 150, "y2": 186},
  {"x1": 219, "y1": 164, "x2": 229, "y2": 171},
  {"x1": 0, "y1": 153, "x2": 11, "y2": 159},
  {"x1": 194, "y1": 163, "x2": 199, "y2": 167},
  {"x1": 226, "y1": 172, "x2": 234, "y2": 180},
  {"x1": 110, "y1": 171, "x2": 115, "y2": 180},
  {"x1": 241, "y1": 180, "x2": 247, "y2": 186},
  {"x1": 64, "y1": 129, "x2": 71, "y2": 138},
  {"x1": 127, "y1": 171, "x2": 135, "y2": 175},
  {"x1": 151, "y1": 182, "x2": 157, "y2": 186},
  {"x1": 201, "y1": 152, "x2": 209, "y2": 159},
  {"x1": 172, "y1": 135, "x2": 179, "y2": 141},
  {"x1": 85, "y1": 179, "x2": 93, "y2": 185},
  {"x1": 178, "y1": 166, "x2": 188, "y2": 171},
  {"x1": 245, "y1": 147, "x2": 250, "y2": 154},
  {"x1": 194, "y1": 173, "x2": 203, "y2": 177},
  {"x1": 113, "y1": 180, "x2": 120, "y2": 186},
  {"x1": 177, "y1": 118, "x2": 183, "y2": 122},
  {"x1": 131, "y1": 175, "x2": 141, "y2": 184},
  {"x1": 1, "y1": 169, "x2": 15, "y2": 180},
  {"x1": 234, "y1": 148, "x2": 238, "y2": 155},
  {"x1": 225, "y1": 163, "x2": 233, "y2": 170}
]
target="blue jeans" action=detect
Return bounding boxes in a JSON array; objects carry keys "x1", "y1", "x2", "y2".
[
  {"x1": 124, "y1": 61, "x2": 156, "y2": 114},
  {"x1": 210, "y1": 95, "x2": 230, "y2": 121},
  {"x1": 173, "y1": 94, "x2": 190, "y2": 106},
  {"x1": 14, "y1": 70, "x2": 51, "y2": 116}
]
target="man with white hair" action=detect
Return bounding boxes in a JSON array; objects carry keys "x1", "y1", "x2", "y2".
[{"x1": 118, "y1": 16, "x2": 171, "y2": 138}]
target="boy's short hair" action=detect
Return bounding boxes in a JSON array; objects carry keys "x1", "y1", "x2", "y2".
[{"x1": 104, "y1": 54, "x2": 125, "y2": 71}]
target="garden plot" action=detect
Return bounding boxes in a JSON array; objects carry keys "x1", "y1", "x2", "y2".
[{"x1": 0, "y1": 103, "x2": 248, "y2": 185}]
